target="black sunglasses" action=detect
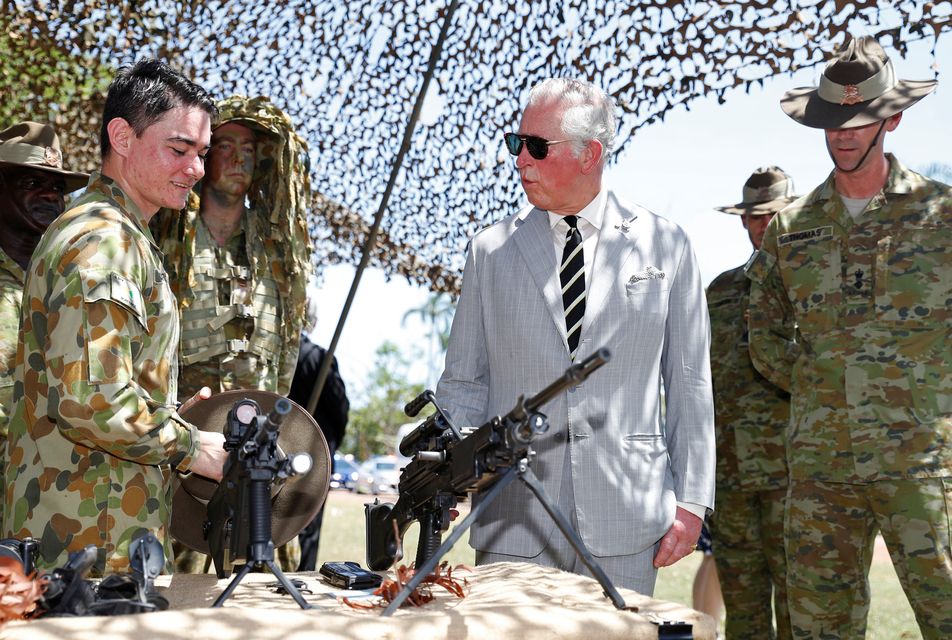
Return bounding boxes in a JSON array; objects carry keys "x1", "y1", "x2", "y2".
[{"x1": 503, "y1": 133, "x2": 571, "y2": 160}]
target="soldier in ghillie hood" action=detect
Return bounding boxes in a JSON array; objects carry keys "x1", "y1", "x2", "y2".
[
  {"x1": 152, "y1": 95, "x2": 312, "y2": 572},
  {"x1": 746, "y1": 36, "x2": 952, "y2": 638}
]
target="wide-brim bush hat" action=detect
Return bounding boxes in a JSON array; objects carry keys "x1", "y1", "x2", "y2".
[
  {"x1": 170, "y1": 389, "x2": 331, "y2": 555},
  {"x1": 716, "y1": 166, "x2": 797, "y2": 216},
  {"x1": 0, "y1": 121, "x2": 88, "y2": 192},
  {"x1": 781, "y1": 36, "x2": 937, "y2": 129}
]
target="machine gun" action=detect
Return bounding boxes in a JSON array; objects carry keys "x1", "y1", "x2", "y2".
[
  {"x1": 203, "y1": 397, "x2": 314, "y2": 608},
  {"x1": 365, "y1": 348, "x2": 635, "y2": 616}
]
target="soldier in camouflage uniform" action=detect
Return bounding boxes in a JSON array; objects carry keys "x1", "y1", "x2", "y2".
[
  {"x1": 0, "y1": 122, "x2": 88, "y2": 526},
  {"x1": 708, "y1": 167, "x2": 795, "y2": 639},
  {"x1": 2, "y1": 60, "x2": 228, "y2": 576},
  {"x1": 746, "y1": 37, "x2": 952, "y2": 639},
  {"x1": 152, "y1": 95, "x2": 311, "y2": 572}
]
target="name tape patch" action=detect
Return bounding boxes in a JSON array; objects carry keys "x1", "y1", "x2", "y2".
[{"x1": 778, "y1": 225, "x2": 833, "y2": 247}]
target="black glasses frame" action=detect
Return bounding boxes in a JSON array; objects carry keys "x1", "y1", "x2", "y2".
[{"x1": 503, "y1": 133, "x2": 571, "y2": 160}]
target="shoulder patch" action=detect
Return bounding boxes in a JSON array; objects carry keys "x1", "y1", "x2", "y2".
[{"x1": 778, "y1": 225, "x2": 833, "y2": 247}]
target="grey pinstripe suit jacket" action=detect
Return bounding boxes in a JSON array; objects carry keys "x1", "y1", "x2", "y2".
[{"x1": 436, "y1": 191, "x2": 715, "y2": 558}]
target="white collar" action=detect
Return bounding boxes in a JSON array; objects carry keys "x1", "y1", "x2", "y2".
[{"x1": 546, "y1": 187, "x2": 607, "y2": 231}]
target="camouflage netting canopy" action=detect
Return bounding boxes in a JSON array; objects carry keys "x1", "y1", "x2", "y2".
[{"x1": 3, "y1": 1, "x2": 950, "y2": 294}]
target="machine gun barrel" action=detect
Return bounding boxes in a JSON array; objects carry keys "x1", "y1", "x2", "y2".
[{"x1": 526, "y1": 349, "x2": 609, "y2": 412}]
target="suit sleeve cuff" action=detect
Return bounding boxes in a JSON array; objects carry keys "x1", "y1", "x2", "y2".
[{"x1": 677, "y1": 501, "x2": 708, "y2": 520}]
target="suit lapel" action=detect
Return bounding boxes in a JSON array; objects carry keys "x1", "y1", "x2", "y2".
[
  {"x1": 513, "y1": 207, "x2": 567, "y2": 344},
  {"x1": 582, "y1": 193, "x2": 637, "y2": 339}
]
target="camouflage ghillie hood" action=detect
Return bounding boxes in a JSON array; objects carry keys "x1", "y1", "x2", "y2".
[{"x1": 153, "y1": 95, "x2": 313, "y2": 354}]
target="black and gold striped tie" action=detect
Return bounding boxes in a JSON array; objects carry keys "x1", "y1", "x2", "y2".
[{"x1": 560, "y1": 215, "x2": 586, "y2": 360}]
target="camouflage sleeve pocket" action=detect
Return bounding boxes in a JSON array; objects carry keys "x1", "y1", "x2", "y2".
[
  {"x1": 81, "y1": 269, "x2": 145, "y2": 384},
  {"x1": 81, "y1": 270, "x2": 147, "y2": 329},
  {"x1": 743, "y1": 249, "x2": 776, "y2": 284}
]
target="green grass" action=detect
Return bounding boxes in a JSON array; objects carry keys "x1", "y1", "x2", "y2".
[{"x1": 317, "y1": 490, "x2": 922, "y2": 638}]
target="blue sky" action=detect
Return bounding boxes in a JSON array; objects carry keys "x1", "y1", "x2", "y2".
[{"x1": 312, "y1": 35, "x2": 951, "y2": 394}]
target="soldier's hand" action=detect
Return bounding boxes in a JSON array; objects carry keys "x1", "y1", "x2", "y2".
[
  {"x1": 190, "y1": 431, "x2": 228, "y2": 481},
  {"x1": 179, "y1": 386, "x2": 212, "y2": 414},
  {"x1": 653, "y1": 507, "x2": 703, "y2": 568}
]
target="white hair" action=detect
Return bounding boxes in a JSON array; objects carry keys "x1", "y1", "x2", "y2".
[{"x1": 526, "y1": 78, "x2": 617, "y2": 160}]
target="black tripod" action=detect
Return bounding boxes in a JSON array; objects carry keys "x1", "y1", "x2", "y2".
[
  {"x1": 212, "y1": 475, "x2": 311, "y2": 609},
  {"x1": 382, "y1": 457, "x2": 631, "y2": 616}
]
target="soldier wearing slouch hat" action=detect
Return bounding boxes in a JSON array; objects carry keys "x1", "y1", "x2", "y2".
[
  {"x1": 746, "y1": 36, "x2": 952, "y2": 638},
  {"x1": 0, "y1": 121, "x2": 89, "y2": 524},
  {"x1": 708, "y1": 166, "x2": 796, "y2": 639}
]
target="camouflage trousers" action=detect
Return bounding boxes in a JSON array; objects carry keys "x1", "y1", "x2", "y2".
[
  {"x1": 172, "y1": 538, "x2": 301, "y2": 574},
  {"x1": 709, "y1": 486, "x2": 790, "y2": 640},
  {"x1": 786, "y1": 478, "x2": 952, "y2": 640}
]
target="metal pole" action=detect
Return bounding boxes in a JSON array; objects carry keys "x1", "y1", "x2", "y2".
[{"x1": 307, "y1": 0, "x2": 462, "y2": 416}]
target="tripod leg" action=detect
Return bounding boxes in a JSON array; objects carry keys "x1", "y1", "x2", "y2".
[
  {"x1": 381, "y1": 466, "x2": 519, "y2": 617},
  {"x1": 517, "y1": 462, "x2": 630, "y2": 610},
  {"x1": 265, "y1": 561, "x2": 312, "y2": 610},
  {"x1": 212, "y1": 562, "x2": 255, "y2": 607}
]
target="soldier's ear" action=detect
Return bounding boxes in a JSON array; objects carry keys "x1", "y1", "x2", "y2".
[
  {"x1": 884, "y1": 112, "x2": 903, "y2": 133},
  {"x1": 107, "y1": 118, "x2": 135, "y2": 159}
]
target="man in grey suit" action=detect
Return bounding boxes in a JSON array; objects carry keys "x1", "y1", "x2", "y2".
[{"x1": 436, "y1": 78, "x2": 715, "y2": 594}]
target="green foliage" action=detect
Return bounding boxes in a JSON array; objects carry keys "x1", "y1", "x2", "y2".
[
  {"x1": 342, "y1": 341, "x2": 424, "y2": 460},
  {"x1": 0, "y1": 23, "x2": 110, "y2": 173}
]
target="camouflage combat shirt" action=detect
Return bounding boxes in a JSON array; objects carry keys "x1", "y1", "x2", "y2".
[
  {"x1": 707, "y1": 265, "x2": 789, "y2": 491},
  {"x1": 746, "y1": 155, "x2": 952, "y2": 482},
  {"x1": 2, "y1": 173, "x2": 199, "y2": 575},
  {"x1": 0, "y1": 246, "x2": 23, "y2": 439},
  {"x1": 0, "y1": 247, "x2": 24, "y2": 525}
]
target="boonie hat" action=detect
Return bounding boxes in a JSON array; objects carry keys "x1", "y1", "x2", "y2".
[
  {"x1": 170, "y1": 389, "x2": 331, "y2": 555},
  {"x1": 716, "y1": 166, "x2": 797, "y2": 216},
  {"x1": 781, "y1": 36, "x2": 937, "y2": 129},
  {"x1": 0, "y1": 121, "x2": 88, "y2": 192}
]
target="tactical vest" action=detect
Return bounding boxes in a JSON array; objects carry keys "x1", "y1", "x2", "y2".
[{"x1": 178, "y1": 223, "x2": 283, "y2": 387}]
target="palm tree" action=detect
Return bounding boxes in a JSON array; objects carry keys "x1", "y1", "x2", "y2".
[{"x1": 402, "y1": 292, "x2": 456, "y2": 388}]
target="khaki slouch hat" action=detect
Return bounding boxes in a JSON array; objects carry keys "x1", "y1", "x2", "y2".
[
  {"x1": 0, "y1": 121, "x2": 88, "y2": 192},
  {"x1": 781, "y1": 36, "x2": 937, "y2": 129},
  {"x1": 716, "y1": 166, "x2": 796, "y2": 216}
]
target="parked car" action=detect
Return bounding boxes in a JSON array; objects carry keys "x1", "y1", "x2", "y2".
[
  {"x1": 331, "y1": 454, "x2": 360, "y2": 491},
  {"x1": 354, "y1": 455, "x2": 400, "y2": 495}
]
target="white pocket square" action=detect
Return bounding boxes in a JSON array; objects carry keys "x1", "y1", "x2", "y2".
[{"x1": 628, "y1": 266, "x2": 666, "y2": 284}]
